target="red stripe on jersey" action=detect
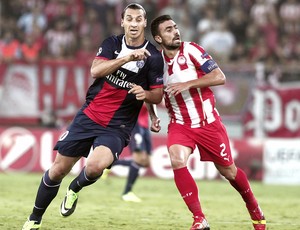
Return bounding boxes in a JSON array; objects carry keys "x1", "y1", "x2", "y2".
[
  {"x1": 189, "y1": 54, "x2": 201, "y2": 71},
  {"x1": 190, "y1": 42, "x2": 206, "y2": 54},
  {"x1": 175, "y1": 93, "x2": 192, "y2": 125},
  {"x1": 163, "y1": 53, "x2": 174, "y2": 75},
  {"x1": 164, "y1": 93, "x2": 174, "y2": 120},
  {"x1": 150, "y1": 84, "x2": 164, "y2": 89},
  {"x1": 95, "y1": 56, "x2": 109, "y2": 60},
  {"x1": 189, "y1": 88, "x2": 205, "y2": 121},
  {"x1": 83, "y1": 81, "x2": 127, "y2": 127},
  {"x1": 189, "y1": 53, "x2": 207, "y2": 78}
]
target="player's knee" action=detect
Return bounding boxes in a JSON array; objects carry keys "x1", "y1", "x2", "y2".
[
  {"x1": 223, "y1": 172, "x2": 236, "y2": 181},
  {"x1": 170, "y1": 158, "x2": 186, "y2": 169},
  {"x1": 219, "y1": 168, "x2": 237, "y2": 181},
  {"x1": 49, "y1": 165, "x2": 69, "y2": 181},
  {"x1": 85, "y1": 162, "x2": 105, "y2": 178},
  {"x1": 140, "y1": 160, "x2": 150, "y2": 167}
]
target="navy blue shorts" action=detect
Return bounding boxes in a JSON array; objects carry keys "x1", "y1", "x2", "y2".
[
  {"x1": 54, "y1": 111, "x2": 130, "y2": 160},
  {"x1": 128, "y1": 123, "x2": 152, "y2": 154}
]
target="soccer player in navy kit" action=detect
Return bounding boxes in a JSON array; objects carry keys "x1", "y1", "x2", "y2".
[
  {"x1": 22, "y1": 4, "x2": 163, "y2": 230},
  {"x1": 150, "y1": 15, "x2": 266, "y2": 230}
]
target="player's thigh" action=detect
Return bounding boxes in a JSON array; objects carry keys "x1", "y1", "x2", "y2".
[
  {"x1": 88, "y1": 134, "x2": 127, "y2": 170},
  {"x1": 86, "y1": 145, "x2": 114, "y2": 172},
  {"x1": 196, "y1": 119, "x2": 233, "y2": 166}
]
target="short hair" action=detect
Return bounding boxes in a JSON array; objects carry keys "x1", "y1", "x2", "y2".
[
  {"x1": 150, "y1": 15, "x2": 173, "y2": 37},
  {"x1": 121, "y1": 3, "x2": 146, "y2": 19}
]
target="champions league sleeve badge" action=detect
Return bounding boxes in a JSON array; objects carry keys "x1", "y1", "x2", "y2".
[{"x1": 136, "y1": 60, "x2": 145, "y2": 69}]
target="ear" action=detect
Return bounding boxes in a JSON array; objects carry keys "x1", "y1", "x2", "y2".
[
  {"x1": 154, "y1": 35, "x2": 162, "y2": 44},
  {"x1": 121, "y1": 19, "x2": 124, "y2": 27},
  {"x1": 144, "y1": 19, "x2": 147, "y2": 28}
]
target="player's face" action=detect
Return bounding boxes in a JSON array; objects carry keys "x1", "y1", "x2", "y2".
[
  {"x1": 121, "y1": 9, "x2": 147, "y2": 41},
  {"x1": 157, "y1": 20, "x2": 181, "y2": 50}
]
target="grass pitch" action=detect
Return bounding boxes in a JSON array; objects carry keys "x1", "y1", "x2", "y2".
[{"x1": 0, "y1": 172, "x2": 299, "y2": 230}]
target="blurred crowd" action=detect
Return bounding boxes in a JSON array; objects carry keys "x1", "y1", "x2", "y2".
[{"x1": 0, "y1": 0, "x2": 299, "y2": 67}]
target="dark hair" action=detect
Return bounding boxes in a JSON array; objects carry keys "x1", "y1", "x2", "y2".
[
  {"x1": 121, "y1": 3, "x2": 146, "y2": 19},
  {"x1": 150, "y1": 15, "x2": 173, "y2": 37}
]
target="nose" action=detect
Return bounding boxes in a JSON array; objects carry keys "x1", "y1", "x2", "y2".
[{"x1": 131, "y1": 20, "x2": 138, "y2": 27}]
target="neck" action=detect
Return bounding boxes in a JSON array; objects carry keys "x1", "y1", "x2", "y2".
[{"x1": 163, "y1": 48, "x2": 179, "y2": 59}]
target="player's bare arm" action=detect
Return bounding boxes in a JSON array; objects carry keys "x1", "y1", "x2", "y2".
[
  {"x1": 129, "y1": 85, "x2": 163, "y2": 104},
  {"x1": 165, "y1": 68, "x2": 226, "y2": 96},
  {"x1": 90, "y1": 48, "x2": 151, "y2": 79},
  {"x1": 145, "y1": 103, "x2": 161, "y2": 133}
]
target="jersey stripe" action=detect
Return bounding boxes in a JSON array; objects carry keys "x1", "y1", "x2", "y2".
[{"x1": 84, "y1": 81, "x2": 127, "y2": 127}]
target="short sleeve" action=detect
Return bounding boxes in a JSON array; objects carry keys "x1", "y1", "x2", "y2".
[
  {"x1": 147, "y1": 52, "x2": 164, "y2": 88},
  {"x1": 189, "y1": 42, "x2": 218, "y2": 74},
  {"x1": 95, "y1": 36, "x2": 118, "y2": 60}
]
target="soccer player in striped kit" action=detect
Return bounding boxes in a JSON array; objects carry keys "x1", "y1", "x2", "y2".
[
  {"x1": 150, "y1": 15, "x2": 266, "y2": 230},
  {"x1": 22, "y1": 4, "x2": 163, "y2": 230}
]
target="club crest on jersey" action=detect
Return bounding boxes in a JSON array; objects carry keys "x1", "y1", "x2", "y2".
[
  {"x1": 177, "y1": 55, "x2": 187, "y2": 65},
  {"x1": 136, "y1": 60, "x2": 145, "y2": 68}
]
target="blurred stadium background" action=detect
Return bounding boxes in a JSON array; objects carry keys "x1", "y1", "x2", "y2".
[{"x1": 0, "y1": 0, "x2": 300, "y2": 186}]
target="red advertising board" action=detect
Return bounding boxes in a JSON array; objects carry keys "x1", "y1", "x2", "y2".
[{"x1": 0, "y1": 126, "x2": 264, "y2": 180}]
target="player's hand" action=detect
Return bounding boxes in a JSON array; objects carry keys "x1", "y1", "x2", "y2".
[
  {"x1": 129, "y1": 49, "x2": 151, "y2": 61},
  {"x1": 150, "y1": 117, "x2": 161, "y2": 133},
  {"x1": 128, "y1": 84, "x2": 146, "y2": 100},
  {"x1": 165, "y1": 82, "x2": 190, "y2": 96}
]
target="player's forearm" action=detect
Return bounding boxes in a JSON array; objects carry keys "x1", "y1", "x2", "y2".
[
  {"x1": 144, "y1": 88, "x2": 164, "y2": 104},
  {"x1": 145, "y1": 103, "x2": 158, "y2": 119},
  {"x1": 90, "y1": 57, "x2": 130, "y2": 79},
  {"x1": 189, "y1": 68, "x2": 226, "y2": 89}
]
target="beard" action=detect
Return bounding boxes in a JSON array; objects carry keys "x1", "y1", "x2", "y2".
[{"x1": 164, "y1": 41, "x2": 181, "y2": 50}]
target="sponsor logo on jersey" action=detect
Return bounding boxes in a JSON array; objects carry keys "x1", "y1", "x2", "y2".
[{"x1": 106, "y1": 74, "x2": 133, "y2": 89}]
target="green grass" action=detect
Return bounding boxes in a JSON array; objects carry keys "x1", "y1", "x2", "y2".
[{"x1": 0, "y1": 172, "x2": 299, "y2": 230}]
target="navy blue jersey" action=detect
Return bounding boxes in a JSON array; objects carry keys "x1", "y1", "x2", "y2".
[{"x1": 81, "y1": 35, "x2": 163, "y2": 135}]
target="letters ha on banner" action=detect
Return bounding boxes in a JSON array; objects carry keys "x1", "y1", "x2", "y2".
[
  {"x1": 243, "y1": 84, "x2": 300, "y2": 138},
  {"x1": 0, "y1": 62, "x2": 91, "y2": 125}
]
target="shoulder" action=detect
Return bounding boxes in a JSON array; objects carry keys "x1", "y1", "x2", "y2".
[
  {"x1": 103, "y1": 34, "x2": 123, "y2": 45},
  {"x1": 185, "y1": 42, "x2": 207, "y2": 54},
  {"x1": 146, "y1": 41, "x2": 161, "y2": 55},
  {"x1": 146, "y1": 42, "x2": 163, "y2": 62}
]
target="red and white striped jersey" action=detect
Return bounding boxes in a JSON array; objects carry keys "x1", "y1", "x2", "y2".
[{"x1": 162, "y1": 41, "x2": 219, "y2": 128}]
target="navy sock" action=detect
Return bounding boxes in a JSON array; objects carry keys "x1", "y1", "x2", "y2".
[
  {"x1": 30, "y1": 170, "x2": 61, "y2": 222},
  {"x1": 113, "y1": 159, "x2": 132, "y2": 167},
  {"x1": 123, "y1": 162, "x2": 141, "y2": 194},
  {"x1": 69, "y1": 167, "x2": 101, "y2": 193}
]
